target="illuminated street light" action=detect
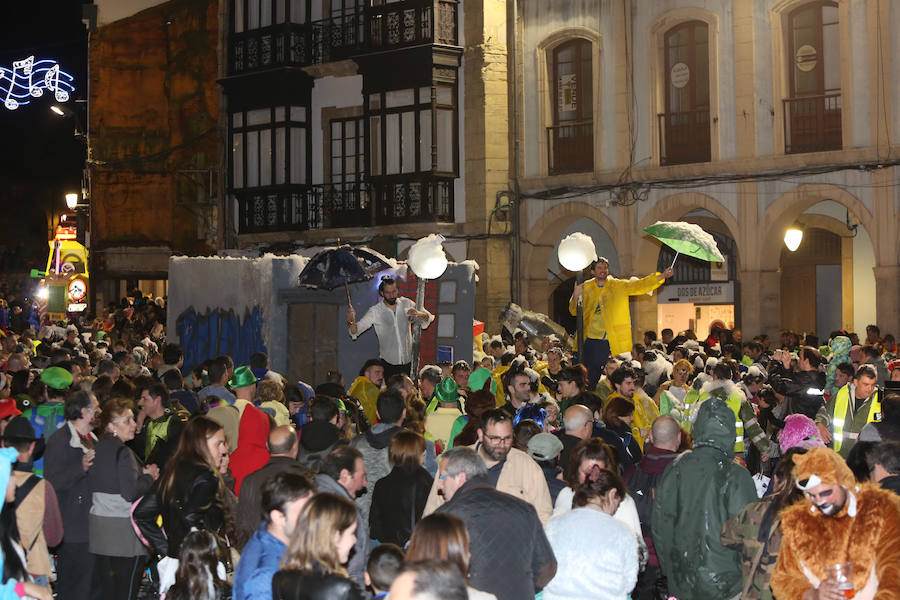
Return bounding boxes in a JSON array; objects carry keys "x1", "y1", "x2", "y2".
[
  {"x1": 784, "y1": 226, "x2": 803, "y2": 252},
  {"x1": 65, "y1": 193, "x2": 79, "y2": 210},
  {"x1": 50, "y1": 105, "x2": 65, "y2": 116}
]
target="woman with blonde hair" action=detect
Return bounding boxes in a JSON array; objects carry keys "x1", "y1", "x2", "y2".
[
  {"x1": 272, "y1": 493, "x2": 364, "y2": 600},
  {"x1": 405, "y1": 513, "x2": 496, "y2": 600},
  {"x1": 655, "y1": 358, "x2": 694, "y2": 418}
]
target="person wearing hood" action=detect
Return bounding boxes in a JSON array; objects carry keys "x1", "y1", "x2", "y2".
[
  {"x1": 297, "y1": 396, "x2": 347, "y2": 472},
  {"x1": 692, "y1": 361, "x2": 772, "y2": 462},
  {"x1": 229, "y1": 400, "x2": 271, "y2": 496},
  {"x1": 772, "y1": 447, "x2": 900, "y2": 599},
  {"x1": 348, "y1": 359, "x2": 385, "y2": 426},
  {"x1": 350, "y1": 389, "x2": 406, "y2": 519},
  {"x1": 653, "y1": 396, "x2": 758, "y2": 599}
]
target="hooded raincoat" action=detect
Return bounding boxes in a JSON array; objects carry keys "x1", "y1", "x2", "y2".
[{"x1": 652, "y1": 398, "x2": 758, "y2": 600}]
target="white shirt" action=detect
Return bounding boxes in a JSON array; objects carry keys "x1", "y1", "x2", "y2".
[{"x1": 351, "y1": 297, "x2": 434, "y2": 365}]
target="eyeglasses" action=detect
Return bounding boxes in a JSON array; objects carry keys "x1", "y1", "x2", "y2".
[{"x1": 484, "y1": 435, "x2": 513, "y2": 445}]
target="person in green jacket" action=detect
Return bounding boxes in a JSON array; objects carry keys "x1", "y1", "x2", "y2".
[{"x1": 652, "y1": 397, "x2": 758, "y2": 600}]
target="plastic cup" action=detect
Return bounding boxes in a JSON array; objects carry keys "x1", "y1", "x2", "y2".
[{"x1": 824, "y1": 562, "x2": 855, "y2": 599}]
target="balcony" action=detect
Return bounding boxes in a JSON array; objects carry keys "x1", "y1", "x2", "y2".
[
  {"x1": 547, "y1": 121, "x2": 593, "y2": 175},
  {"x1": 658, "y1": 109, "x2": 711, "y2": 166},
  {"x1": 235, "y1": 177, "x2": 453, "y2": 234},
  {"x1": 228, "y1": 0, "x2": 458, "y2": 75},
  {"x1": 784, "y1": 93, "x2": 842, "y2": 154},
  {"x1": 373, "y1": 175, "x2": 454, "y2": 225}
]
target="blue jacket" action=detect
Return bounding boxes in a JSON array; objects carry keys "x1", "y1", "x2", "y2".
[{"x1": 233, "y1": 523, "x2": 286, "y2": 600}]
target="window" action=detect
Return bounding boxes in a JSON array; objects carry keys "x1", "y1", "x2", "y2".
[
  {"x1": 233, "y1": 0, "x2": 308, "y2": 33},
  {"x1": 328, "y1": 116, "x2": 370, "y2": 223},
  {"x1": 784, "y1": 1, "x2": 841, "y2": 153},
  {"x1": 548, "y1": 39, "x2": 593, "y2": 174},
  {"x1": 230, "y1": 105, "x2": 309, "y2": 190},
  {"x1": 659, "y1": 21, "x2": 710, "y2": 165},
  {"x1": 367, "y1": 85, "x2": 457, "y2": 177}
]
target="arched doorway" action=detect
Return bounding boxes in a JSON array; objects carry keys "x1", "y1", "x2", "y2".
[{"x1": 780, "y1": 227, "x2": 842, "y2": 337}]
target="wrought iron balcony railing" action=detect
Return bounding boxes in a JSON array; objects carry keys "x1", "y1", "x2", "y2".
[
  {"x1": 783, "y1": 92, "x2": 842, "y2": 154},
  {"x1": 235, "y1": 177, "x2": 453, "y2": 234},
  {"x1": 546, "y1": 121, "x2": 593, "y2": 175},
  {"x1": 658, "y1": 108, "x2": 711, "y2": 166},
  {"x1": 228, "y1": 0, "x2": 459, "y2": 75}
]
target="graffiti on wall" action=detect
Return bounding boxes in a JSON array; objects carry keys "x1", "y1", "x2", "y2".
[{"x1": 177, "y1": 306, "x2": 267, "y2": 372}]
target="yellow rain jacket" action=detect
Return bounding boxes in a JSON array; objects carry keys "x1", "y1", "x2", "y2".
[{"x1": 569, "y1": 273, "x2": 665, "y2": 356}]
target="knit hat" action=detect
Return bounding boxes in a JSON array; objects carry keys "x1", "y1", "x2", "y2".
[
  {"x1": 433, "y1": 377, "x2": 459, "y2": 404},
  {"x1": 779, "y1": 414, "x2": 825, "y2": 453},
  {"x1": 40, "y1": 366, "x2": 73, "y2": 391},
  {"x1": 527, "y1": 432, "x2": 563, "y2": 462},
  {"x1": 793, "y1": 446, "x2": 856, "y2": 492},
  {"x1": 468, "y1": 368, "x2": 496, "y2": 394},
  {"x1": 228, "y1": 365, "x2": 259, "y2": 389}
]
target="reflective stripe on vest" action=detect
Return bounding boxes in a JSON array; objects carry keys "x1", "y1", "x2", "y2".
[
  {"x1": 725, "y1": 394, "x2": 745, "y2": 453},
  {"x1": 833, "y1": 387, "x2": 881, "y2": 452}
]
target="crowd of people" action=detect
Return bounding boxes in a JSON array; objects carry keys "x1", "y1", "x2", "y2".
[{"x1": 0, "y1": 274, "x2": 896, "y2": 600}]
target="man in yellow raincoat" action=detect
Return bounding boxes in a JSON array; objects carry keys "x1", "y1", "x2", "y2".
[{"x1": 569, "y1": 258, "x2": 673, "y2": 388}]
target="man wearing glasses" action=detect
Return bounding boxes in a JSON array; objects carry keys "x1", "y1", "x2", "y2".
[{"x1": 422, "y1": 409, "x2": 552, "y2": 524}]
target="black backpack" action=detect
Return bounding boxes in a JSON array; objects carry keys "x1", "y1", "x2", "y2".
[{"x1": 627, "y1": 458, "x2": 666, "y2": 538}]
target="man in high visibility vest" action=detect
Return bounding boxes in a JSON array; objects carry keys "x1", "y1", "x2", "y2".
[
  {"x1": 691, "y1": 362, "x2": 771, "y2": 458},
  {"x1": 816, "y1": 364, "x2": 880, "y2": 459}
]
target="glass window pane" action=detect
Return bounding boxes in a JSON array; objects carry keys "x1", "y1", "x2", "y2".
[
  {"x1": 419, "y1": 87, "x2": 432, "y2": 103},
  {"x1": 401, "y1": 111, "x2": 415, "y2": 173},
  {"x1": 232, "y1": 133, "x2": 244, "y2": 188},
  {"x1": 420, "y1": 109, "x2": 432, "y2": 170},
  {"x1": 369, "y1": 116, "x2": 382, "y2": 175},
  {"x1": 291, "y1": 106, "x2": 306, "y2": 121},
  {"x1": 386, "y1": 88, "x2": 415, "y2": 108},
  {"x1": 823, "y1": 21, "x2": 840, "y2": 90},
  {"x1": 332, "y1": 120, "x2": 342, "y2": 141},
  {"x1": 332, "y1": 157, "x2": 343, "y2": 177},
  {"x1": 261, "y1": 0, "x2": 272, "y2": 26},
  {"x1": 290, "y1": 0, "x2": 306, "y2": 23},
  {"x1": 247, "y1": 108, "x2": 271, "y2": 125},
  {"x1": 274, "y1": 106, "x2": 285, "y2": 121},
  {"x1": 260, "y1": 128, "x2": 272, "y2": 185},
  {"x1": 248, "y1": 0, "x2": 260, "y2": 29},
  {"x1": 369, "y1": 93, "x2": 381, "y2": 109},
  {"x1": 436, "y1": 85, "x2": 452, "y2": 105},
  {"x1": 386, "y1": 113, "x2": 400, "y2": 174},
  {"x1": 437, "y1": 108, "x2": 453, "y2": 172},
  {"x1": 276, "y1": 0, "x2": 285, "y2": 23},
  {"x1": 234, "y1": 0, "x2": 245, "y2": 33},
  {"x1": 247, "y1": 130, "x2": 259, "y2": 187},
  {"x1": 275, "y1": 127, "x2": 285, "y2": 184},
  {"x1": 290, "y1": 127, "x2": 305, "y2": 183},
  {"x1": 232, "y1": 112, "x2": 243, "y2": 127}
]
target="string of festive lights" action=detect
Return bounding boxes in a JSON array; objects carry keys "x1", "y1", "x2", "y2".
[{"x1": 0, "y1": 56, "x2": 75, "y2": 110}]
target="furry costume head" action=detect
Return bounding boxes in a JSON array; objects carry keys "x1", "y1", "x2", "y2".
[{"x1": 793, "y1": 447, "x2": 856, "y2": 492}]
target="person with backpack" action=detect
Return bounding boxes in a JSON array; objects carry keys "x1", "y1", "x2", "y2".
[
  {"x1": 624, "y1": 415, "x2": 683, "y2": 600},
  {"x1": 0, "y1": 416, "x2": 63, "y2": 590}
]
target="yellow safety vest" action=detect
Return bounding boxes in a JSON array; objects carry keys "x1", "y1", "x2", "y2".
[
  {"x1": 833, "y1": 386, "x2": 882, "y2": 453},
  {"x1": 725, "y1": 393, "x2": 745, "y2": 453}
]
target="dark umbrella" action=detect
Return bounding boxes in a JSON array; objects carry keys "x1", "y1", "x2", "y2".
[{"x1": 298, "y1": 245, "x2": 395, "y2": 305}]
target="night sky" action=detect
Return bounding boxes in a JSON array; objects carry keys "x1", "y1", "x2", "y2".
[{"x1": 0, "y1": 1, "x2": 90, "y2": 262}]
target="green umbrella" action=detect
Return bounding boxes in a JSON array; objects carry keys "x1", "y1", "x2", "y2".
[{"x1": 643, "y1": 221, "x2": 724, "y2": 268}]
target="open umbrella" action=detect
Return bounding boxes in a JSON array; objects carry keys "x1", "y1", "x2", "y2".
[
  {"x1": 643, "y1": 221, "x2": 724, "y2": 268},
  {"x1": 298, "y1": 245, "x2": 395, "y2": 305}
]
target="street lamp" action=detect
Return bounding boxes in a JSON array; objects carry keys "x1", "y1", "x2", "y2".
[
  {"x1": 557, "y1": 232, "x2": 597, "y2": 364},
  {"x1": 407, "y1": 234, "x2": 449, "y2": 379},
  {"x1": 65, "y1": 193, "x2": 79, "y2": 210},
  {"x1": 784, "y1": 225, "x2": 803, "y2": 252}
]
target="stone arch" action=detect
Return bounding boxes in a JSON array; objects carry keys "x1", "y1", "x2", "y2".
[
  {"x1": 647, "y1": 8, "x2": 721, "y2": 164},
  {"x1": 759, "y1": 183, "x2": 874, "y2": 271},
  {"x1": 535, "y1": 27, "x2": 603, "y2": 175},
  {"x1": 521, "y1": 201, "x2": 618, "y2": 315}
]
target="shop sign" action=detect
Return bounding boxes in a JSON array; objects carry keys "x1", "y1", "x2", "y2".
[{"x1": 658, "y1": 281, "x2": 734, "y2": 304}]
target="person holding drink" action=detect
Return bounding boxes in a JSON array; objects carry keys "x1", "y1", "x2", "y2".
[{"x1": 771, "y1": 447, "x2": 900, "y2": 599}]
